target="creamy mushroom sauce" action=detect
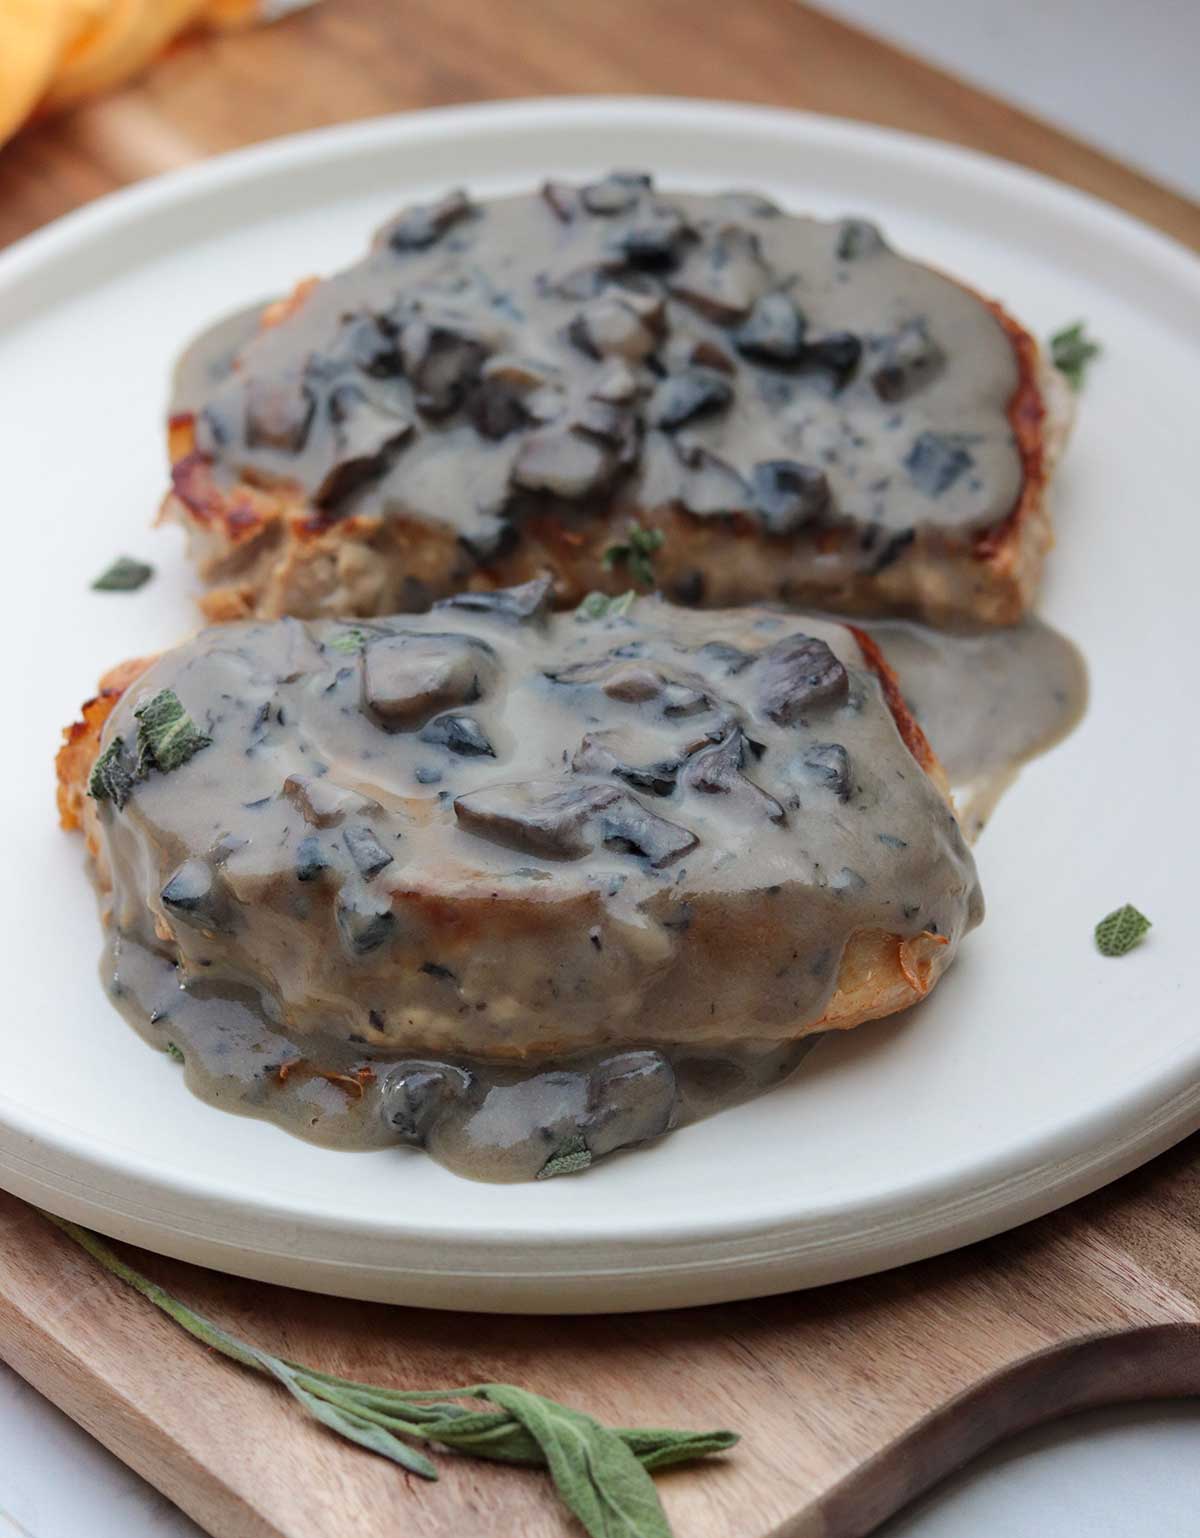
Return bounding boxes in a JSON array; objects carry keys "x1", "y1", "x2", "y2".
[
  {"x1": 854, "y1": 617, "x2": 1088, "y2": 838},
  {"x1": 92, "y1": 587, "x2": 982, "y2": 1181},
  {"x1": 176, "y1": 174, "x2": 1022, "y2": 577}
]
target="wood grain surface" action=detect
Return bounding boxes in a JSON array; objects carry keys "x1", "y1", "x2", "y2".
[
  {"x1": 1, "y1": 3, "x2": 1198, "y2": 1536},
  {"x1": 3, "y1": 1143, "x2": 1200, "y2": 1538},
  {"x1": 1, "y1": 0, "x2": 1198, "y2": 252}
]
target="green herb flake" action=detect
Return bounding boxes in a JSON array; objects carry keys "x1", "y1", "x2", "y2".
[
  {"x1": 537, "y1": 1135, "x2": 593, "y2": 1180},
  {"x1": 42, "y1": 1213, "x2": 738, "y2": 1537},
  {"x1": 328, "y1": 628, "x2": 368, "y2": 655},
  {"x1": 576, "y1": 589, "x2": 636, "y2": 622},
  {"x1": 603, "y1": 522, "x2": 665, "y2": 589},
  {"x1": 134, "y1": 688, "x2": 212, "y2": 777},
  {"x1": 1049, "y1": 321, "x2": 1102, "y2": 391},
  {"x1": 164, "y1": 1042, "x2": 185, "y2": 1063},
  {"x1": 92, "y1": 556, "x2": 154, "y2": 592},
  {"x1": 1094, "y1": 903, "x2": 1152, "y2": 958},
  {"x1": 87, "y1": 736, "x2": 136, "y2": 810}
]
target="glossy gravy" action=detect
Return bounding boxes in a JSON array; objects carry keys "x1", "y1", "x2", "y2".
[
  {"x1": 90, "y1": 597, "x2": 983, "y2": 1181},
  {"x1": 172, "y1": 176, "x2": 1024, "y2": 593}
]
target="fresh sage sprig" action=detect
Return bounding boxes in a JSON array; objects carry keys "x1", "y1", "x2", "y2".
[
  {"x1": 1049, "y1": 320, "x2": 1101, "y2": 391},
  {"x1": 603, "y1": 522, "x2": 665, "y2": 589},
  {"x1": 44, "y1": 1214, "x2": 737, "y2": 1537}
]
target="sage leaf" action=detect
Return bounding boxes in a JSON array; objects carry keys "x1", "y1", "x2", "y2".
[
  {"x1": 134, "y1": 688, "x2": 212, "y2": 776},
  {"x1": 92, "y1": 556, "x2": 154, "y2": 592},
  {"x1": 485, "y1": 1383, "x2": 673, "y2": 1538},
  {"x1": 328, "y1": 627, "x2": 368, "y2": 654},
  {"x1": 603, "y1": 522, "x2": 665, "y2": 589},
  {"x1": 87, "y1": 736, "x2": 136, "y2": 810},
  {"x1": 615, "y1": 1427, "x2": 740, "y2": 1471},
  {"x1": 577, "y1": 590, "x2": 636, "y2": 621},
  {"x1": 538, "y1": 1134, "x2": 593, "y2": 1180},
  {"x1": 1049, "y1": 321, "x2": 1101, "y2": 391},
  {"x1": 276, "y1": 1368, "x2": 438, "y2": 1478},
  {"x1": 1095, "y1": 903, "x2": 1152, "y2": 957}
]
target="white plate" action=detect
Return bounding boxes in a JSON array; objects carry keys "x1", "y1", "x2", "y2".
[{"x1": 1, "y1": 99, "x2": 1197, "y2": 1313}]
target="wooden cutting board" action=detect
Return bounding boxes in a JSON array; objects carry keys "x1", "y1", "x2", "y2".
[
  {"x1": 3, "y1": 1142, "x2": 1200, "y2": 1538},
  {"x1": 1, "y1": 2, "x2": 1198, "y2": 1535}
]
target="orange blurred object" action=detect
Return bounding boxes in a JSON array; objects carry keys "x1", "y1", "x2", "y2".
[{"x1": 0, "y1": 0, "x2": 321, "y2": 146}]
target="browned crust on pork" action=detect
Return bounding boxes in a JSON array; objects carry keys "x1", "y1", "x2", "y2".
[
  {"x1": 161, "y1": 276, "x2": 1061, "y2": 626},
  {"x1": 55, "y1": 629, "x2": 962, "y2": 1043}
]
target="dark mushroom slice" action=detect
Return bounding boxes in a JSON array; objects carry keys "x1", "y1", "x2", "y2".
[
  {"x1": 335, "y1": 890, "x2": 396, "y2": 955},
  {"x1": 400, "y1": 321, "x2": 488, "y2": 417},
  {"x1": 667, "y1": 224, "x2": 771, "y2": 322},
  {"x1": 434, "y1": 575, "x2": 553, "y2": 624},
  {"x1": 734, "y1": 291, "x2": 807, "y2": 363},
  {"x1": 800, "y1": 741, "x2": 853, "y2": 801},
  {"x1": 589, "y1": 359, "x2": 641, "y2": 403},
  {"x1": 295, "y1": 834, "x2": 331, "y2": 882},
  {"x1": 571, "y1": 397, "x2": 635, "y2": 446},
  {"x1": 757, "y1": 633, "x2": 850, "y2": 725},
  {"x1": 585, "y1": 1050, "x2": 678, "y2": 1157},
  {"x1": 382, "y1": 1061, "x2": 476, "y2": 1145},
  {"x1": 386, "y1": 188, "x2": 473, "y2": 252},
  {"x1": 905, "y1": 431, "x2": 976, "y2": 497},
  {"x1": 693, "y1": 640, "x2": 755, "y2": 675},
  {"x1": 363, "y1": 633, "x2": 497, "y2": 727},
  {"x1": 315, "y1": 384, "x2": 413, "y2": 508},
  {"x1": 283, "y1": 773, "x2": 377, "y2": 828},
  {"x1": 343, "y1": 823, "x2": 395, "y2": 879},
  {"x1": 160, "y1": 858, "x2": 220, "y2": 927},
  {"x1": 568, "y1": 296, "x2": 659, "y2": 361},
  {"x1": 835, "y1": 218, "x2": 888, "y2": 261},
  {"x1": 752, "y1": 459, "x2": 831, "y2": 535},
  {"x1": 598, "y1": 795, "x2": 698, "y2": 867},
  {"x1": 454, "y1": 780, "x2": 622, "y2": 860},
  {"x1": 661, "y1": 337, "x2": 735, "y2": 375},
  {"x1": 870, "y1": 320, "x2": 946, "y2": 402},
  {"x1": 680, "y1": 729, "x2": 785, "y2": 822},
  {"x1": 541, "y1": 180, "x2": 579, "y2": 223},
  {"x1": 579, "y1": 171, "x2": 653, "y2": 216},
  {"x1": 466, "y1": 376, "x2": 529, "y2": 439},
  {"x1": 510, "y1": 428, "x2": 617, "y2": 498},
  {"x1": 610, "y1": 205, "x2": 693, "y2": 269},
  {"x1": 797, "y1": 331, "x2": 863, "y2": 391},
  {"x1": 572, "y1": 730, "x2": 681, "y2": 797},
  {"x1": 647, "y1": 369, "x2": 733, "y2": 431},
  {"x1": 418, "y1": 713, "x2": 495, "y2": 758},
  {"x1": 195, "y1": 377, "x2": 242, "y2": 454},
  {"x1": 674, "y1": 444, "x2": 754, "y2": 518},
  {"x1": 244, "y1": 372, "x2": 316, "y2": 453},
  {"x1": 312, "y1": 313, "x2": 402, "y2": 380}
]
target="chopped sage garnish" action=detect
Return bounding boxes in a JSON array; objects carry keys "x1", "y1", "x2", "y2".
[
  {"x1": 328, "y1": 627, "x2": 368, "y2": 655},
  {"x1": 576, "y1": 589, "x2": 636, "y2": 621},
  {"x1": 1049, "y1": 321, "x2": 1101, "y2": 391},
  {"x1": 1095, "y1": 903, "x2": 1152, "y2": 957},
  {"x1": 603, "y1": 522, "x2": 664, "y2": 589},
  {"x1": 43, "y1": 1214, "x2": 736, "y2": 1538},
  {"x1": 87, "y1": 736, "x2": 136, "y2": 810},
  {"x1": 537, "y1": 1135, "x2": 593, "y2": 1180},
  {"x1": 92, "y1": 555, "x2": 154, "y2": 592},
  {"x1": 134, "y1": 688, "x2": 212, "y2": 777}
]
